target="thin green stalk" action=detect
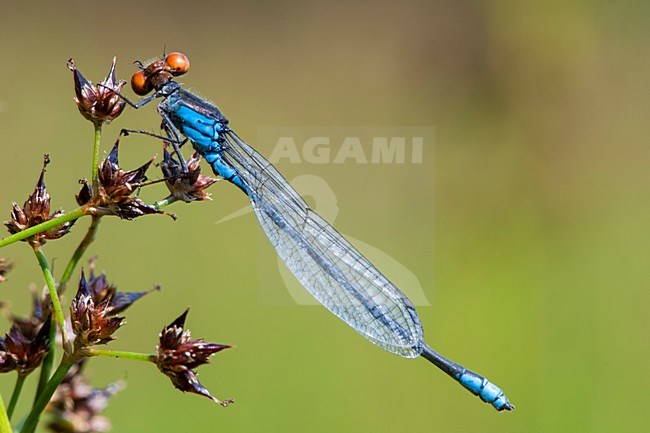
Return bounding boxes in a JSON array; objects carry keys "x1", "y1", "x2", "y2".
[
  {"x1": 7, "y1": 374, "x2": 26, "y2": 420},
  {"x1": 154, "y1": 197, "x2": 178, "y2": 209},
  {"x1": 34, "y1": 319, "x2": 57, "y2": 399},
  {"x1": 33, "y1": 247, "x2": 71, "y2": 354},
  {"x1": 91, "y1": 124, "x2": 102, "y2": 191},
  {"x1": 0, "y1": 392, "x2": 12, "y2": 433},
  {"x1": 58, "y1": 215, "x2": 102, "y2": 294},
  {"x1": 81, "y1": 348, "x2": 156, "y2": 363},
  {"x1": 0, "y1": 208, "x2": 87, "y2": 249},
  {"x1": 20, "y1": 355, "x2": 77, "y2": 433}
]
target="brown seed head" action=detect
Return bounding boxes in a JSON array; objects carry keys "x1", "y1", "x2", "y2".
[
  {"x1": 68, "y1": 57, "x2": 126, "y2": 126},
  {"x1": 5, "y1": 156, "x2": 75, "y2": 246},
  {"x1": 160, "y1": 146, "x2": 218, "y2": 202},
  {"x1": 76, "y1": 140, "x2": 165, "y2": 220},
  {"x1": 155, "y1": 309, "x2": 233, "y2": 406},
  {"x1": 70, "y1": 271, "x2": 124, "y2": 349},
  {"x1": 2, "y1": 316, "x2": 51, "y2": 376}
]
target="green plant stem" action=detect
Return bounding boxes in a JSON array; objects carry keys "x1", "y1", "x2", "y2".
[
  {"x1": 0, "y1": 392, "x2": 12, "y2": 433},
  {"x1": 20, "y1": 355, "x2": 77, "y2": 433},
  {"x1": 33, "y1": 247, "x2": 71, "y2": 354},
  {"x1": 6, "y1": 374, "x2": 26, "y2": 421},
  {"x1": 34, "y1": 319, "x2": 57, "y2": 400},
  {"x1": 0, "y1": 208, "x2": 87, "y2": 249},
  {"x1": 91, "y1": 124, "x2": 102, "y2": 191},
  {"x1": 81, "y1": 348, "x2": 156, "y2": 363},
  {"x1": 154, "y1": 197, "x2": 178, "y2": 209},
  {"x1": 58, "y1": 215, "x2": 102, "y2": 294}
]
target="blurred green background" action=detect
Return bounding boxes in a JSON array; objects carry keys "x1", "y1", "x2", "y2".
[{"x1": 1, "y1": 1, "x2": 648, "y2": 432}]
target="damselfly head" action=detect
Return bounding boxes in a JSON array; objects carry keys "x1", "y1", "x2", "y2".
[{"x1": 131, "y1": 52, "x2": 190, "y2": 96}]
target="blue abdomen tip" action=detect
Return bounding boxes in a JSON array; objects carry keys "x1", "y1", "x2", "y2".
[{"x1": 459, "y1": 370, "x2": 515, "y2": 411}]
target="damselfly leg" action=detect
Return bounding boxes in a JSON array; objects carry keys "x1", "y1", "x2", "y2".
[{"x1": 119, "y1": 127, "x2": 189, "y2": 173}]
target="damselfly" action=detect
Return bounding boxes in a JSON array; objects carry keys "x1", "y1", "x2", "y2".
[{"x1": 121, "y1": 52, "x2": 514, "y2": 411}]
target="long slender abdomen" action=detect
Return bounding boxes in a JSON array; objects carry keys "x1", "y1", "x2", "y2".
[{"x1": 421, "y1": 344, "x2": 514, "y2": 411}]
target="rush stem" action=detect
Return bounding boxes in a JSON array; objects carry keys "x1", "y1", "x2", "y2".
[
  {"x1": 6, "y1": 374, "x2": 26, "y2": 421},
  {"x1": 32, "y1": 246, "x2": 72, "y2": 355},
  {"x1": 81, "y1": 348, "x2": 156, "y2": 363},
  {"x1": 154, "y1": 196, "x2": 178, "y2": 209}
]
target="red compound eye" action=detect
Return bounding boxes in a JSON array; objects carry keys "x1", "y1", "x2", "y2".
[
  {"x1": 131, "y1": 70, "x2": 152, "y2": 96},
  {"x1": 165, "y1": 52, "x2": 190, "y2": 76}
]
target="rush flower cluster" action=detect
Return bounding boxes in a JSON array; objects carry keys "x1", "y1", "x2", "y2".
[
  {"x1": 160, "y1": 146, "x2": 219, "y2": 203},
  {"x1": 5, "y1": 156, "x2": 75, "y2": 246},
  {"x1": 68, "y1": 58, "x2": 126, "y2": 126},
  {"x1": 0, "y1": 318, "x2": 51, "y2": 376},
  {"x1": 70, "y1": 270, "x2": 125, "y2": 349},
  {"x1": 76, "y1": 140, "x2": 164, "y2": 220},
  {"x1": 156, "y1": 309, "x2": 233, "y2": 406}
]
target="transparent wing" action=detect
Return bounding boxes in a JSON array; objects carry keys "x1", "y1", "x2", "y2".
[{"x1": 221, "y1": 131, "x2": 424, "y2": 357}]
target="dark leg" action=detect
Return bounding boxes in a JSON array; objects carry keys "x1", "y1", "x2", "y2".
[
  {"x1": 119, "y1": 127, "x2": 189, "y2": 174},
  {"x1": 158, "y1": 110, "x2": 188, "y2": 173}
]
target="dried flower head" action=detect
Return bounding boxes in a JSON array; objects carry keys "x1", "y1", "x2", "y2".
[
  {"x1": 48, "y1": 361, "x2": 123, "y2": 433},
  {"x1": 70, "y1": 271, "x2": 124, "y2": 349},
  {"x1": 5, "y1": 156, "x2": 75, "y2": 245},
  {"x1": 86, "y1": 257, "x2": 159, "y2": 315},
  {"x1": 76, "y1": 140, "x2": 165, "y2": 220},
  {"x1": 68, "y1": 57, "x2": 126, "y2": 126},
  {"x1": 0, "y1": 258, "x2": 14, "y2": 283},
  {"x1": 1, "y1": 316, "x2": 51, "y2": 376},
  {"x1": 160, "y1": 145, "x2": 218, "y2": 202},
  {"x1": 156, "y1": 309, "x2": 233, "y2": 406}
]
